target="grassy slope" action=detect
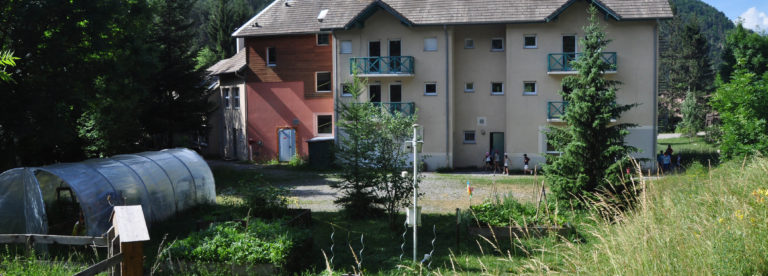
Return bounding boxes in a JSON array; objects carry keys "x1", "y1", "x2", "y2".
[
  {"x1": 541, "y1": 158, "x2": 768, "y2": 274},
  {"x1": 657, "y1": 136, "x2": 720, "y2": 167}
]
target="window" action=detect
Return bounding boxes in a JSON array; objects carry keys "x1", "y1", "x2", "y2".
[
  {"x1": 523, "y1": 81, "x2": 537, "y2": 95},
  {"x1": 316, "y1": 72, "x2": 331, "y2": 92},
  {"x1": 491, "y1": 38, "x2": 504, "y2": 51},
  {"x1": 317, "y1": 115, "x2": 332, "y2": 135},
  {"x1": 464, "y1": 38, "x2": 474, "y2": 49},
  {"x1": 491, "y1": 82, "x2": 504, "y2": 95},
  {"x1": 524, "y1": 35, "x2": 537, "y2": 49},
  {"x1": 463, "y1": 131, "x2": 476, "y2": 144},
  {"x1": 424, "y1": 83, "x2": 437, "y2": 95},
  {"x1": 464, "y1": 82, "x2": 474, "y2": 93},
  {"x1": 266, "y1": 47, "x2": 276, "y2": 66},
  {"x1": 223, "y1": 88, "x2": 230, "y2": 109},
  {"x1": 341, "y1": 83, "x2": 352, "y2": 97},
  {"x1": 233, "y1": 87, "x2": 240, "y2": 109},
  {"x1": 317, "y1": 34, "x2": 330, "y2": 46},
  {"x1": 424, "y1": 37, "x2": 438, "y2": 51},
  {"x1": 340, "y1": 40, "x2": 352, "y2": 54}
]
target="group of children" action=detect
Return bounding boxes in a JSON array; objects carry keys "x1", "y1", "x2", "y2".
[
  {"x1": 484, "y1": 151, "x2": 532, "y2": 175},
  {"x1": 657, "y1": 144, "x2": 681, "y2": 172}
]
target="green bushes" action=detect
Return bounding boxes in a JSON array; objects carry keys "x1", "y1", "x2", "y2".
[
  {"x1": 166, "y1": 219, "x2": 308, "y2": 266},
  {"x1": 470, "y1": 195, "x2": 564, "y2": 227}
]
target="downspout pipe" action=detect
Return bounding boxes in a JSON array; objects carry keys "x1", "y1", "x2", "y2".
[{"x1": 444, "y1": 24, "x2": 450, "y2": 168}]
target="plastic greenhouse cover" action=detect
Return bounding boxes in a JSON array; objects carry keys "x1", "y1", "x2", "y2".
[{"x1": 0, "y1": 148, "x2": 215, "y2": 236}]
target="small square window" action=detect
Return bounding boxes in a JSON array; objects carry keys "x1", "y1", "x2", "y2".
[
  {"x1": 463, "y1": 131, "x2": 476, "y2": 144},
  {"x1": 341, "y1": 83, "x2": 353, "y2": 97},
  {"x1": 340, "y1": 40, "x2": 352, "y2": 54},
  {"x1": 223, "y1": 88, "x2": 230, "y2": 109},
  {"x1": 317, "y1": 115, "x2": 332, "y2": 135},
  {"x1": 491, "y1": 38, "x2": 504, "y2": 51},
  {"x1": 233, "y1": 87, "x2": 240, "y2": 109},
  {"x1": 316, "y1": 72, "x2": 331, "y2": 92},
  {"x1": 424, "y1": 83, "x2": 437, "y2": 95},
  {"x1": 424, "y1": 38, "x2": 438, "y2": 51},
  {"x1": 464, "y1": 82, "x2": 474, "y2": 93},
  {"x1": 266, "y1": 47, "x2": 276, "y2": 66},
  {"x1": 523, "y1": 81, "x2": 537, "y2": 95},
  {"x1": 464, "y1": 39, "x2": 474, "y2": 49},
  {"x1": 524, "y1": 35, "x2": 537, "y2": 48},
  {"x1": 317, "y1": 34, "x2": 330, "y2": 46},
  {"x1": 491, "y1": 82, "x2": 504, "y2": 95}
]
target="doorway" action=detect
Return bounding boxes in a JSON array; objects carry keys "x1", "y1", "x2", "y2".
[
  {"x1": 369, "y1": 41, "x2": 381, "y2": 72},
  {"x1": 489, "y1": 132, "x2": 505, "y2": 158},
  {"x1": 231, "y1": 128, "x2": 238, "y2": 160},
  {"x1": 369, "y1": 84, "x2": 381, "y2": 103},
  {"x1": 389, "y1": 83, "x2": 402, "y2": 113},
  {"x1": 278, "y1": 128, "x2": 296, "y2": 162},
  {"x1": 562, "y1": 35, "x2": 577, "y2": 67},
  {"x1": 389, "y1": 40, "x2": 401, "y2": 72}
]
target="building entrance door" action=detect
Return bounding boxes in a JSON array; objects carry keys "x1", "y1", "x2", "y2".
[
  {"x1": 278, "y1": 128, "x2": 295, "y2": 162},
  {"x1": 369, "y1": 41, "x2": 381, "y2": 72},
  {"x1": 369, "y1": 84, "x2": 381, "y2": 103},
  {"x1": 389, "y1": 40, "x2": 401, "y2": 72},
  {"x1": 489, "y1": 132, "x2": 505, "y2": 158}
]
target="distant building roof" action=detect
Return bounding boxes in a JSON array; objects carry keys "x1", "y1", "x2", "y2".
[
  {"x1": 233, "y1": 0, "x2": 673, "y2": 37},
  {"x1": 206, "y1": 50, "x2": 247, "y2": 76}
]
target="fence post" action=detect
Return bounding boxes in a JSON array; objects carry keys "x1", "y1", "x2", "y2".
[{"x1": 111, "y1": 206, "x2": 150, "y2": 276}]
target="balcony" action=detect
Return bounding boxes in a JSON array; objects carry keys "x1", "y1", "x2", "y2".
[
  {"x1": 350, "y1": 56, "x2": 415, "y2": 77},
  {"x1": 547, "y1": 101, "x2": 567, "y2": 122},
  {"x1": 547, "y1": 52, "x2": 617, "y2": 74},
  {"x1": 374, "y1": 102, "x2": 415, "y2": 116}
]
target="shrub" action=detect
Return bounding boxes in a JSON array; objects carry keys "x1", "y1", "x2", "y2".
[
  {"x1": 166, "y1": 219, "x2": 308, "y2": 266},
  {"x1": 470, "y1": 194, "x2": 565, "y2": 227}
]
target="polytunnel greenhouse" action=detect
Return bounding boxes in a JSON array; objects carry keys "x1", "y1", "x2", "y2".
[{"x1": 0, "y1": 148, "x2": 216, "y2": 236}]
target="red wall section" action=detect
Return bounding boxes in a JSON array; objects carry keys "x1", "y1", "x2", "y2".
[
  {"x1": 246, "y1": 35, "x2": 333, "y2": 97},
  {"x1": 246, "y1": 81, "x2": 333, "y2": 161}
]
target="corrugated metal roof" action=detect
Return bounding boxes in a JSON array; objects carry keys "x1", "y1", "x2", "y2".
[
  {"x1": 206, "y1": 50, "x2": 247, "y2": 76},
  {"x1": 233, "y1": 0, "x2": 673, "y2": 37}
]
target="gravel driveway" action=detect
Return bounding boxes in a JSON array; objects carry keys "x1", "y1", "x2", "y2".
[{"x1": 207, "y1": 160, "x2": 538, "y2": 214}]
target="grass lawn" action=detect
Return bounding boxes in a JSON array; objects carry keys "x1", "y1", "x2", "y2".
[{"x1": 657, "y1": 135, "x2": 720, "y2": 168}]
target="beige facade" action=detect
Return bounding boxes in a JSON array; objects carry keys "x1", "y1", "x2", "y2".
[{"x1": 334, "y1": 2, "x2": 659, "y2": 170}]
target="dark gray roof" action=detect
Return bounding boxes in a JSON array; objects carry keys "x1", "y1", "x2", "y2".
[
  {"x1": 233, "y1": 0, "x2": 672, "y2": 37},
  {"x1": 206, "y1": 50, "x2": 247, "y2": 75}
]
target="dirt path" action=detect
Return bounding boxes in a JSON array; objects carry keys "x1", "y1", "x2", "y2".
[{"x1": 207, "y1": 160, "x2": 539, "y2": 214}]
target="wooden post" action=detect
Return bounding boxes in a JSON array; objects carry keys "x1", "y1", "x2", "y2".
[
  {"x1": 455, "y1": 208, "x2": 460, "y2": 252},
  {"x1": 111, "y1": 206, "x2": 150, "y2": 276}
]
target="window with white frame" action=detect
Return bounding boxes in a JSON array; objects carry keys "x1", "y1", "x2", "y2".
[
  {"x1": 424, "y1": 82, "x2": 437, "y2": 95},
  {"x1": 491, "y1": 38, "x2": 504, "y2": 51},
  {"x1": 464, "y1": 38, "x2": 474, "y2": 49},
  {"x1": 524, "y1": 35, "x2": 537, "y2": 49},
  {"x1": 463, "y1": 131, "x2": 476, "y2": 144},
  {"x1": 223, "y1": 88, "x2": 230, "y2": 109},
  {"x1": 491, "y1": 82, "x2": 504, "y2": 95},
  {"x1": 317, "y1": 34, "x2": 330, "y2": 46},
  {"x1": 266, "y1": 47, "x2": 276, "y2": 66},
  {"x1": 316, "y1": 72, "x2": 331, "y2": 92},
  {"x1": 465, "y1": 82, "x2": 474, "y2": 93},
  {"x1": 424, "y1": 37, "x2": 438, "y2": 51},
  {"x1": 340, "y1": 40, "x2": 352, "y2": 54},
  {"x1": 523, "y1": 81, "x2": 537, "y2": 95},
  {"x1": 233, "y1": 87, "x2": 240, "y2": 109},
  {"x1": 341, "y1": 83, "x2": 352, "y2": 97},
  {"x1": 317, "y1": 115, "x2": 332, "y2": 135}
]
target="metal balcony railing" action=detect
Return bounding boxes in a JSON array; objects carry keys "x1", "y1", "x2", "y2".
[
  {"x1": 547, "y1": 52, "x2": 617, "y2": 72},
  {"x1": 350, "y1": 56, "x2": 415, "y2": 75},
  {"x1": 362, "y1": 102, "x2": 415, "y2": 116},
  {"x1": 547, "y1": 101, "x2": 567, "y2": 120}
]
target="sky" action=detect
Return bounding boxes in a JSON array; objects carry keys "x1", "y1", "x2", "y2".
[{"x1": 702, "y1": 0, "x2": 768, "y2": 32}]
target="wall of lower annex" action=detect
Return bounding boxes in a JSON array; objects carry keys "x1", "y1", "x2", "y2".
[{"x1": 245, "y1": 34, "x2": 334, "y2": 161}]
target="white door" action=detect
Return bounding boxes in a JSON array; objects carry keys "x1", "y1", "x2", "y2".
[{"x1": 278, "y1": 128, "x2": 296, "y2": 161}]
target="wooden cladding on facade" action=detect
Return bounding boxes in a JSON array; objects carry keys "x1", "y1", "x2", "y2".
[{"x1": 246, "y1": 35, "x2": 333, "y2": 97}]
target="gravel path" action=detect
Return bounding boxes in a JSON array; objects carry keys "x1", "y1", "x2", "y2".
[{"x1": 207, "y1": 160, "x2": 538, "y2": 214}]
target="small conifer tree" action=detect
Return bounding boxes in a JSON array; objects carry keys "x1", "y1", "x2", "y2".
[{"x1": 545, "y1": 6, "x2": 637, "y2": 207}]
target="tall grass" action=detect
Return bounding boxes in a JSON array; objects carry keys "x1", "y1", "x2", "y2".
[{"x1": 531, "y1": 157, "x2": 768, "y2": 274}]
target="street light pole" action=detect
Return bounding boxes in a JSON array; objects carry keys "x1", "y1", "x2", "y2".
[{"x1": 412, "y1": 124, "x2": 419, "y2": 262}]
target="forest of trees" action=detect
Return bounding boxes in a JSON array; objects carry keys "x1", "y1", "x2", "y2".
[{"x1": 0, "y1": 0, "x2": 268, "y2": 171}]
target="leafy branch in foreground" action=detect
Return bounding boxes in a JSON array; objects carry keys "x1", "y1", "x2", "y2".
[{"x1": 0, "y1": 50, "x2": 20, "y2": 83}]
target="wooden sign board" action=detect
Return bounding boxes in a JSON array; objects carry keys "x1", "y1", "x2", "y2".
[{"x1": 110, "y1": 205, "x2": 149, "y2": 243}]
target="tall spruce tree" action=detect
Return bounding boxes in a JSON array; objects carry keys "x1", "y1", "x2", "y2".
[
  {"x1": 146, "y1": 0, "x2": 209, "y2": 148},
  {"x1": 544, "y1": 6, "x2": 637, "y2": 207}
]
